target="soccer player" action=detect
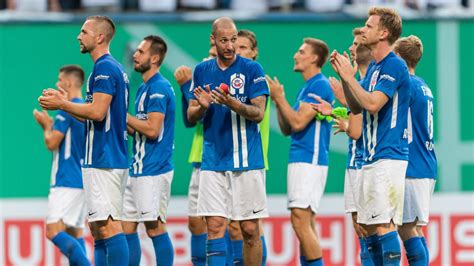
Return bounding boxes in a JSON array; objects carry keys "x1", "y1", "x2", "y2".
[
  {"x1": 33, "y1": 65, "x2": 90, "y2": 266},
  {"x1": 174, "y1": 43, "x2": 216, "y2": 266},
  {"x1": 266, "y1": 38, "x2": 334, "y2": 266},
  {"x1": 394, "y1": 35, "x2": 437, "y2": 265},
  {"x1": 187, "y1": 17, "x2": 269, "y2": 266},
  {"x1": 330, "y1": 7, "x2": 411, "y2": 265},
  {"x1": 312, "y1": 32, "x2": 374, "y2": 265},
  {"x1": 229, "y1": 29, "x2": 269, "y2": 266},
  {"x1": 39, "y1": 15, "x2": 130, "y2": 265},
  {"x1": 121, "y1": 35, "x2": 175, "y2": 266}
]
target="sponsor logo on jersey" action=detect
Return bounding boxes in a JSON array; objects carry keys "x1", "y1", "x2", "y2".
[
  {"x1": 380, "y1": 74, "x2": 396, "y2": 82},
  {"x1": 253, "y1": 76, "x2": 266, "y2": 84},
  {"x1": 94, "y1": 74, "x2": 110, "y2": 81},
  {"x1": 150, "y1": 93, "x2": 165, "y2": 99}
]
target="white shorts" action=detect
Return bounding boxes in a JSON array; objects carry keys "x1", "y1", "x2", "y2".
[
  {"x1": 187, "y1": 167, "x2": 201, "y2": 217},
  {"x1": 402, "y1": 178, "x2": 436, "y2": 226},
  {"x1": 122, "y1": 171, "x2": 174, "y2": 223},
  {"x1": 287, "y1": 163, "x2": 328, "y2": 214},
  {"x1": 344, "y1": 168, "x2": 361, "y2": 213},
  {"x1": 197, "y1": 169, "x2": 268, "y2": 221},
  {"x1": 82, "y1": 168, "x2": 128, "y2": 222},
  {"x1": 357, "y1": 159, "x2": 407, "y2": 226},
  {"x1": 47, "y1": 187, "x2": 86, "y2": 228}
]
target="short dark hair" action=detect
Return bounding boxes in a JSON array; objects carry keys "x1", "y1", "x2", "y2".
[
  {"x1": 303, "y1": 38, "x2": 329, "y2": 68},
  {"x1": 60, "y1": 65, "x2": 85, "y2": 85},
  {"x1": 144, "y1": 35, "x2": 168, "y2": 66},
  {"x1": 86, "y1": 15, "x2": 116, "y2": 42}
]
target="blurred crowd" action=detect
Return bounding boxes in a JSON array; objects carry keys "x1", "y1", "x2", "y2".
[{"x1": 0, "y1": 0, "x2": 472, "y2": 13}]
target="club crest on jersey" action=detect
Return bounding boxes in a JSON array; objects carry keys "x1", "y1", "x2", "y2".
[
  {"x1": 230, "y1": 73, "x2": 245, "y2": 95},
  {"x1": 369, "y1": 70, "x2": 380, "y2": 92}
]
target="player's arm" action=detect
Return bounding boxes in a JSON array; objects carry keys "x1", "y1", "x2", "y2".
[
  {"x1": 40, "y1": 90, "x2": 112, "y2": 122},
  {"x1": 266, "y1": 75, "x2": 317, "y2": 132},
  {"x1": 127, "y1": 112, "x2": 164, "y2": 140},
  {"x1": 275, "y1": 106, "x2": 291, "y2": 136},
  {"x1": 174, "y1": 66, "x2": 196, "y2": 128},
  {"x1": 216, "y1": 94, "x2": 266, "y2": 123},
  {"x1": 180, "y1": 81, "x2": 196, "y2": 128},
  {"x1": 127, "y1": 124, "x2": 135, "y2": 135},
  {"x1": 33, "y1": 109, "x2": 65, "y2": 151},
  {"x1": 329, "y1": 77, "x2": 347, "y2": 107},
  {"x1": 346, "y1": 113, "x2": 362, "y2": 140},
  {"x1": 333, "y1": 53, "x2": 388, "y2": 114}
]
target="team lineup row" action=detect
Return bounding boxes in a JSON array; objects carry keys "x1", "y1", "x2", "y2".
[{"x1": 34, "y1": 6, "x2": 436, "y2": 266}]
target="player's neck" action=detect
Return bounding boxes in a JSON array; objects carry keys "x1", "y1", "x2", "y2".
[
  {"x1": 409, "y1": 68, "x2": 415, "y2": 75},
  {"x1": 371, "y1": 42, "x2": 391, "y2": 63},
  {"x1": 216, "y1": 56, "x2": 236, "y2": 70},
  {"x1": 358, "y1": 65, "x2": 368, "y2": 79},
  {"x1": 68, "y1": 89, "x2": 82, "y2": 100},
  {"x1": 142, "y1": 67, "x2": 159, "y2": 83},
  {"x1": 302, "y1": 67, "x2": 320, "y2": 81},
  {"x1": 90, "y1": 46, "x2": 110, "y2": 62}
]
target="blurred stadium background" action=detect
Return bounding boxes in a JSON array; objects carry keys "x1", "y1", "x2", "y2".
[{"x1": 0, "y1": 0, "x2": 473, "y2": 265}]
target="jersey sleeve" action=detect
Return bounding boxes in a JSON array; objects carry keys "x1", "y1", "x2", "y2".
[
  {"x1": 374, "y1": 60, "x2": 406, "y2": 99},
  {"x1": 52, "y1": 110, "x2": 71, "y2": 134},
  {"x1": 248, "y1": 62, "x2": 269, "y2": 99},
  {"x1": 180, "y1": 80, "x2": 193, "y2": 103},
  {"x1": 147, "y1": 83, "x2": 169, "y2": 114},
  {"x1": 189, "y1": 65, "x2": 202, "y2": 101},
  {"x1": 92, "y1": 61, "x2": 117, "y2": 96},
  {"x1": 302, "y1": 80, "x2": 335, "y2": 106}
]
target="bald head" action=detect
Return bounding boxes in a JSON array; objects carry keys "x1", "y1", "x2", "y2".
[
  {"x1": 212, "y1": 17, "x2": 237, "y2": 37},
  {"x1": 86, "y1": 15, "x2": 116, "y2": 43}
]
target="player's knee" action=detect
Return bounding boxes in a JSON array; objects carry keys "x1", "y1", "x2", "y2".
[
  {"x1": 240, "y1": 220, "x2": 259, "y2": 240},
  {"x1": 206, "y1": 217, "x2": 227, "y2": 237},
  {"x1": 397, "y1": 223, "x2": 417, "y2": 241},
  {"x1": 228, "y1": 221, "x2": 242, "y2": 240},
  {"x1": 45, "y1": 226, "x2": 59, "y2": 240},
  {"x1": 188, "y1": 217, "x2": 206, "y2": 234}
]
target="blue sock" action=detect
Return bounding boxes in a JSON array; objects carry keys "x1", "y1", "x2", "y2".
[
  {"x1": 366, "y1": 234, "x2": 383, "y2": 266},
  {"x1": 404, "y1": 237, "x2": 427, "y2": 266},
  {"x1": 307, "y1": 257, "x2": 324, "y2": 266},
  {"x1": 76, "y1": 237, "x2": 86, "y2": 253},
  {"x1": 420, "y1": 237, "x2": 429, "y2": 263},
  {"x1": 231, "y1": 240, "x2": 244, "y2": 266},
  {"x1": 151, "y1": 232, "x2": 174, "y2": 266},
  {"x1": 206, "y1": 237, "x2": 227, "y2": 266},
  {"x1": 191, "y1": 233, "x2": 207, "y2": 266},
  {"x1": 359, "y1": 237, "x2": 374, "y2": 266},
  {"x1": 300, "y1": 256, "x2": 308, "y2": 266},
  {"x1": 125, "y1": 233, "x2": 141, "y2": 266},
  {"x1": 94, "y1": 239, "x2": 106, "y2": 266},
  {"x1": 224, "y1": 230, "x2": 234, "y2": 266},
  {"x1": 261, "y1": 236, "x2": 267, "y2": 266},
  {"x1": 51, "y1": 232, "x2": 90, "y2": 266},
  {"x1": 379, "y1": 231, "x2": 401, "y2": 266},
  {"x1": 104, "y1": 233, "x2": 129, "y2": 266}
]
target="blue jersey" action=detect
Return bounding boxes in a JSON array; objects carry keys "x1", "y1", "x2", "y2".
[
  {"x1": 191, "y1": 55, "x2": 269, "y2": 171},
  {"x1": 406, "y1": 75, "x2": 437, "y2": 178},
  {"x1": 347, "y1": 138, "x2": 364, "y2": 169},
  {"x1": 360, "y1": 52, "x2": 410, "y2": 164},
  {"x1": 51, "y1": 98, "x2": 85, "y2": 188},
  {"x1": 289, "y1": 73, "x2": 334, "y2": 166},
  {"x1": 83, "y1": 54, "x2": 130, "y2": 169},
  {"x1": 130, "y1": 73, "x2": 175, "y2": 177}
]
